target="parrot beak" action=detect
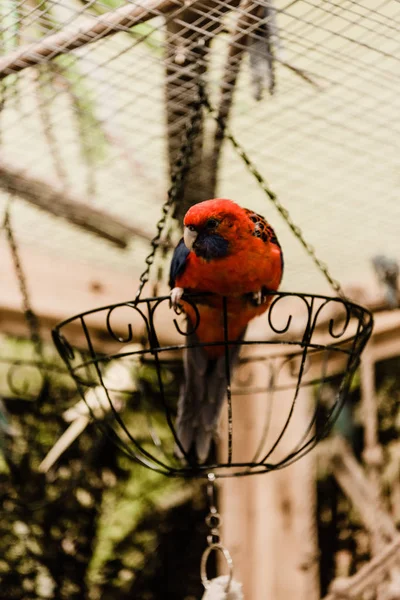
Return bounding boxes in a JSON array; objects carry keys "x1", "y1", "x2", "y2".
[{"x1": 183, "y1": 226, "x2": 198, "y2": 250}]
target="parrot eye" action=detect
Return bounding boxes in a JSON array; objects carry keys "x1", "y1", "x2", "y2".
[
  {"x1": 206, "y1": 218, "x2": 219, "y2": 229},
  {"x1": 187, "y1": 225, "x2": 196, "y2": 232}
]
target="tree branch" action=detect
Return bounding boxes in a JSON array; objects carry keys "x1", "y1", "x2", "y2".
[
  {"x1": 0, "y1": 158, "x2": 154, "y2": 247},
  {"x1": 323, "y1": 536, "x2": 400, "y2": 600},
  {"x1": 210, "y1": 0, "x2": 321, "y2": 191},
  {"x1": 39, "y1": 344, "x2": 141, "y2": 473},
  {"x1": 0, "y1": 0, "x2": 191, "y2": 80},
  {"x1": 330, "y1": 437, "x2": 397, "y2": 543},
  {"x1": 209, "y1": 0, "x2": 256, "y2": 192}
]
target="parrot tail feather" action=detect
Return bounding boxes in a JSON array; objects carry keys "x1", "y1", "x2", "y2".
[{"x1": 174, "y1": 330, "x2": 244, "y2": 464}]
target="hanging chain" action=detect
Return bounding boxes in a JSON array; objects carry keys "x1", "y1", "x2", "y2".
[
  {"x1": 197, "y1": 86, "x2": 345, "y2": 298},
  {"x1": 228, "y1": 136, "x2": 345, "y2": 297},
  {"x1": 3, "y1": 206, "x2": 44, "y2": 361},
  {"x1": 205, "y1": 473, "x2": 222, "y2": 546},
  {"x1": 134, "y1": 80, "x2": 205, "y2": 304},
  {"x1": 151, "y1": 221, "x2": 174, "y2": 298},
  {"x1": 201, "y1": 473, "x2": 234, "y2": 593}
]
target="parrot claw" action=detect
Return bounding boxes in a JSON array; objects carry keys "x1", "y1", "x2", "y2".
[
  {"x1": 252, "y1": 290, "x2": 263, "y2": 306},
  {"x1": 170, "y1": 287, "x2": 184, "y2": 310},
  {"x1": 251, "y1": 289, "x2": 270, "y2": 306}
]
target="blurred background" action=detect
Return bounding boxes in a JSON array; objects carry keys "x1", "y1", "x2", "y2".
[{"x1": 0, "y1": 0, "x2": 400, "y2": 598}]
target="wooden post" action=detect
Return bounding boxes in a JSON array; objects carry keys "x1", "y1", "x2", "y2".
[{"x1": 220, "y1": 343, "x2": 320, "y2": 599}]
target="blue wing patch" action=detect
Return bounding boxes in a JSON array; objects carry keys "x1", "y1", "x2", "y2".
[{"x1": 169, "y1": 238, "x2": 190, "y2": 288}]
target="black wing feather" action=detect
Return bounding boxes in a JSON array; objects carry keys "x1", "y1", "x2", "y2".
[{"x1": 169, "y1": 238, "x2": 190, "y2": 288}]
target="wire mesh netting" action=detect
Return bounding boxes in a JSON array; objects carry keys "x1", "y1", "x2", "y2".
[
  {"x1": 0, "y1": 6, "x2": 396, "y2": 597},
  {"x1": 0, "y1": 0, "x2": 399, "y2": 294}
]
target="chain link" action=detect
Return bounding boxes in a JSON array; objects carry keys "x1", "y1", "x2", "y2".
[
  {"x1": 134, "y1": 79, "x2": 205, "y2": 304},
  {"x1": 3, "y1": 207, "x2": 45, "y2": 360},
  {"x1": 199, "y1": 88, "x2": 345, "y2": 298}
]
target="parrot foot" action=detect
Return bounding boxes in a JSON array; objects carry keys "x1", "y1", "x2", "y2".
[
  {"x1": 250, "y1": 288, "x2": 271, "y2": 306},
  {"x1": 251, "y1": 290, "x2": 264, "y2": 306},
  {"x1": 170, "y1": 287, "x2": 184, "y2": 310}
]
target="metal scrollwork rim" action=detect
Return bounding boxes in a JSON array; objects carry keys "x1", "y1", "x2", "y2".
[{"x1": 51, "y1": 291, "x2": 373, "y2": 479}]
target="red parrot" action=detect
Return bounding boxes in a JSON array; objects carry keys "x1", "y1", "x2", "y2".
[{"x1": 169, "y1": 198, "x2": 283, "y2": 462}]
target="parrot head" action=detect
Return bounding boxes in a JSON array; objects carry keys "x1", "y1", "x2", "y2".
[{"x1": 183, "y1": 198, "x2": 250, "y2": 260}]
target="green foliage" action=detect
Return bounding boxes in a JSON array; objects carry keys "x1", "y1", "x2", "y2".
[
  {"x1": 75, "y1": 0, "x2": 164, "y2": 54},
  {"x1": 0, "y1": 0, "x2": 109, "y2": 164},
  {"x1": 88, "y1": 462, "x2": 185, "y2": 588},
  {"x1": 375, "y1": 367, "x2": 400, "y2": 492},
  {"x1": 0, "y1": 1, "x2": 21, "y2": 104},
  {"x1": 0, "y1": 0, "x2": 20, "y2": 54},
  {"x1": 0, "y1": 335, "x2": 206, "y2": 599},
  {"x1": 318, "y1": 355, "x2": 400, "y2": 594}
]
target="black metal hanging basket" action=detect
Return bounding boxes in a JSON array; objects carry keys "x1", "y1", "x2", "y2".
[{"x1": 52, "y1": 290, "x2": 373, "y2": 478}]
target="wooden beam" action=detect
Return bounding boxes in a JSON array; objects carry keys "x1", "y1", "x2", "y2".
[
  {"x1": 1, "y1": 239, "x2": 398, "y2": 357},
  {"x1": 0, "y1": 239, "x2": 179, "y2": 350},
  {"x1": 211, "y1": 0, "x2": 255, "y2": 167},
  {"x1": 221, "y1": 349, "x2": 320, "y2": 600}
]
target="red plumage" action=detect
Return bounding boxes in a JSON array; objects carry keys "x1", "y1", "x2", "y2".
[{"x1": 173, "y1": 198, "x2": 283, "y2": 357}]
